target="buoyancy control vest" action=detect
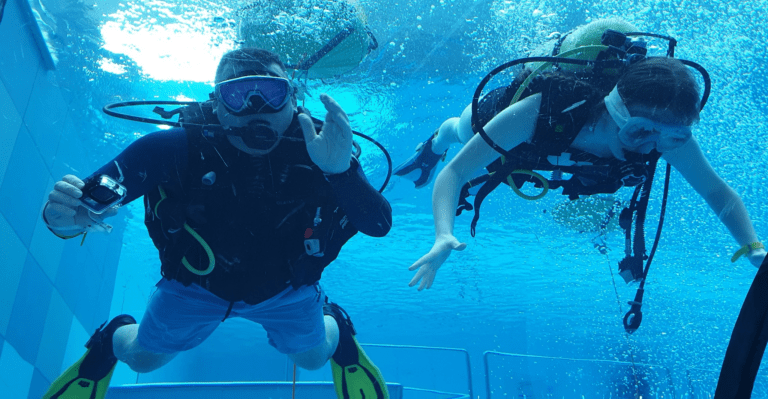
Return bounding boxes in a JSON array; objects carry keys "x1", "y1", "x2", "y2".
[
  {"x1": 144, "y1": 117, "x2": 357, "y2": 304},
  {"x1": 457, "y1": 72, "x2": 661, "y2": 237}
]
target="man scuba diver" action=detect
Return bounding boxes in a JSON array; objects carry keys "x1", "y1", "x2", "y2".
[{"x1": 41, "y1": 48, "x2": 393, "y2": 399}]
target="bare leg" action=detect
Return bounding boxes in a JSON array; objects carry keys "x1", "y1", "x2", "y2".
[
  {"x1": 288, "y1": 315, "x2": 339, "y2": 370},
  {"x1": 432, "y1": 104, "x2": 476, "y2": 153},
  {"x1": 112, "y1": 324, "x2": 179, "y2": 373}
]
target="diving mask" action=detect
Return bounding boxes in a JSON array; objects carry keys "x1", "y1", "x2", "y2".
[
  {"x1": 604, "y1": 86, "x2": 692, "y2": 153},
  {"x1": 214, "y1": 75, "x2": 293, "y2": 115}
]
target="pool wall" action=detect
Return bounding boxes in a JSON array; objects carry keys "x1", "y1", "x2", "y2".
[{"x1": 0, "y1": 0, "x2": 126, "y2": 397}]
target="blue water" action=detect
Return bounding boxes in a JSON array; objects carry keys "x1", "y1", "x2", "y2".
[{"x1": 7, "y1": 0, "x2": 768, "y2": 397}]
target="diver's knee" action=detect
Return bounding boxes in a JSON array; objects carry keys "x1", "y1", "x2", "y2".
[
  {"x1": 113, "y1": 324, "x2": 178, "y2": 373},
  {"x1": 123, "y1": 350, "x2": 178, "y2": 373},
  {"x1": 289, "y1": 342, "x2": 332, "y2": 371},
  {"x1": 293, "y1": 355, "x2": 327, "y2": 371},
  {"x1": 290, "y1": 352, "x2": 327, "y2": 370}
]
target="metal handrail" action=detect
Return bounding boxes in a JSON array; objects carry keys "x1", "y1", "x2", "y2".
[
  {"x1": 402, "y1": 386, "x2": 471, "y2": 398},
  {"x1": 361, "y1": 343, "x2": 474, "y2": 399},
  {"x1": 483, "y1": 351, "x2": 675, "y2": 399}
]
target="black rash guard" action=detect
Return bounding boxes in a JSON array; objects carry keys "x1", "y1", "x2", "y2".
[{"x1": 88, "y1": 128, "x2": 392, "y2": 237}]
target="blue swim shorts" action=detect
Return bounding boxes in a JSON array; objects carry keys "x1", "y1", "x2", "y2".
[{"x1": 137, "y1": 279, "x2": 326, "y2": 355}]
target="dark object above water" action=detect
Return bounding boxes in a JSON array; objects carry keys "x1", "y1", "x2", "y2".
[{"x1": 715, "y1": 256, "x2": 768, "y2": 398}]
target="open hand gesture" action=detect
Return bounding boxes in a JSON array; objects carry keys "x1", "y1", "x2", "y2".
[
  {"x1": 408, "y1": 234, "x2": 467, "y2": 290},
  {"x1": 298, "y1": 94, "x2": 352, "y2": 174}
]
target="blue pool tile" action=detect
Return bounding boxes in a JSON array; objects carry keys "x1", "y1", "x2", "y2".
[
  {"x1": 0, "y1": 341, "x2": 35, "y2": 399},
  {"x1": 56, "y1": 240, "x2": 104, "y2": 332},
  {"x1": 5, "y1": 254, "x2": 54, "y2": 364},
  {"x1": 28, "y1": 368, "x2": 50, "y2": 399},
  {"x1": 103, "y1": 230, "x2": 125, "y2": 285},
  {"x1": 0, "y1": 213, "x2": 27, "y2": 337},
  {"x1": 93, "y1": 265, "x2": 118, "y2": 330},
  {"x1": 75, "y1": 259, "x2": 105, "y2": 332},
  {"x1": 30, "y1": 177, "x2": 66, "y2": 281},
  {"x1": 51, "y1": 116, "x2": 92, "y2": 180},
  {"x1": 54, "y1": 239, "x2": 91, "y2": 321},
  {"x1": 0, "y1": 125, "x2": 52, "y2": 246},
  {"x1": 0, "y1": 80, "x2": 22, "y2": 189},
  {"x1": 0, "y1": 0, "x2": 42, "y2": 116},
  {"x1": 35, "y1": 291, "x2": 72, "y2": 383},
  {"x1": 84, "y1": 227, "x2": 112, "y2": 275},
  {"x1": 59, "y1": 316, "x2": 89, "y2": 376},
  {"x1": 24, "y1": 68, "x2": 67, "y2": 172}
]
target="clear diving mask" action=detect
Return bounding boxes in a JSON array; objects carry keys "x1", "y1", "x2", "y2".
[{"x1": 604, "y1": 86, "x2": 693, "y2": 153}]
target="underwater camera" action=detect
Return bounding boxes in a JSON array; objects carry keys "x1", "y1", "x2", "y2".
[{"x1": 80, "y1": 174, "x2": 127, "y2": 214}]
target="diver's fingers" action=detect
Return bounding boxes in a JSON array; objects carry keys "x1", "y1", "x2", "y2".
[
  {"x1": 408, "y1": 256, "x2": 428, "y2": 271},
  {"x1": 325, "y1": 109, "x2": 350, "y2": 128},
  {"x1": 408, "y1": 264, "x2": 427, "y2": 287},
  {"x1": 62, "y1": 174, "x2": 85, "y2": 189},
  {"x1": 49, "y1": 187, "x2": 82, "y2": 208},
  {"x1": 53, "y1": 180, "x2": 83, "y2": 200},
  {"x1": 297, "y1": 113, "x2": 318, "y2": 142},
  {"x1": 45, "y1": 202, "x2": 77, "y2": 218},
  {"x1": 320, "y1": 94, "x2": 348, "y2": 121},
  {"x1": 325, "y1": 111, "x2": 351, "y2": 137},
  {"x1": 426, "y1": 273, "x2": 435, "y2": 289},
  {"x1": 408, "y1": 262, "x2": 419, "y2": 272},
  {"x1": 419, "y1": 271, "x2": 433, "y2": 291},
  {"x1": 408, "y1": 270, "x2": 422, "y2": 287}
]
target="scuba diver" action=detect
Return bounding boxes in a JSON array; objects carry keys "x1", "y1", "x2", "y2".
[
  {"x1": 399, "y1": 18, "x2": 765, "y2": 295},
  {"x1": 41, "y1": 48, "x2": 392, "y2": 399}
]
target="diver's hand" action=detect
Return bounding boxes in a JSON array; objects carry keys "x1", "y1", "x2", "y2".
[
  {"x1": 298, "y1": 93, "x2": 352, "y2": 174},
  {"x1": 408, "y1": 235, "x2": 467, "y2": 290},
  {"x1": 748, "y1": 248, "x2": 767, "y2": 268},
  {"x1": 44, "y1": 175, "x2": 117, "y2": 234}
]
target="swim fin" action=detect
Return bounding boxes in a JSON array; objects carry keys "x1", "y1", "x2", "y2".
[
  {"x1": 325, "y1": 301, "x2": 389, "y2": 399},
  {"x1": 43, "y1": 315, "x2": 136, "y2": 399},
  {"x1": 393, "y1": 131, "x2": 446, "y2": 189}
]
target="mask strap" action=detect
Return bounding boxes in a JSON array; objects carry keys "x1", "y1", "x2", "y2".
[{"x1": 604, "y1": 86, "x2": 632, "y2": 128}]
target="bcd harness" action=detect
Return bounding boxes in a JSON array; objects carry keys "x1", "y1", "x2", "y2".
[
  {"x1": 456, "y1": 72, "x2": 662, "y2": 289},
  {"x1": 143, "y1": 104, "x2": 358, "y2": 309}
]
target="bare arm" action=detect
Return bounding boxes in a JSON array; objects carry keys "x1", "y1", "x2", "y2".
[
  {"x1": 409, "y1": 93, "x2": 542, "y2": 289},
  {"x1": 433, "y1": 93, "x2": 542, "y2": 237},
  {"x1": 663, "y1": 137, "x2": 764, "y2": 265}
]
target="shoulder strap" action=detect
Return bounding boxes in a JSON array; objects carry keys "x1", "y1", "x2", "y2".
[{"x1": 527, "y1": 74, "x2": 605, "y2": 156}]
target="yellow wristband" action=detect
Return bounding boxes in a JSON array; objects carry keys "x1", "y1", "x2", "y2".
[{"x1": 731, "y1": 242, "x2": 764, "y2": 263}]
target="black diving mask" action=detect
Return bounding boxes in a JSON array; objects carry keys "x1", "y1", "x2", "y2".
[{"x1": 214, "y1": 75, "x2": 293, "y2": 116}]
